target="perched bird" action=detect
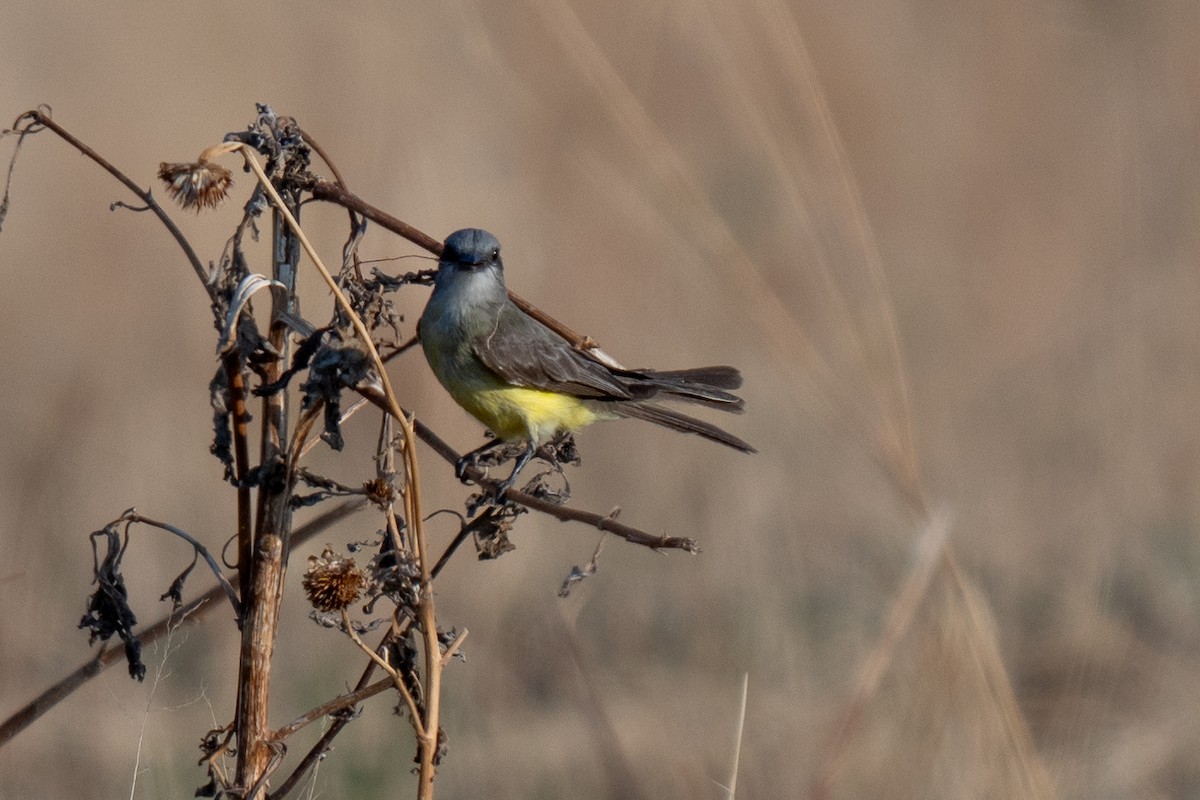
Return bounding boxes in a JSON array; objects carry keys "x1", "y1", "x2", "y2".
[{"x1": 418, "y1": 228, "x2": 753, "y2": 493}]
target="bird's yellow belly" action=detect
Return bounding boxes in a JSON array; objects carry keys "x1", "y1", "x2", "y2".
[{"x1": 455, "y1": 385, "x2": 599, "y2": 443}]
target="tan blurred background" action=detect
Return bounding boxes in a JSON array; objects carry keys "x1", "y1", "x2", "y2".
[{"x1": 2, "y1": 1, "x2": 1199, "y2": 797}]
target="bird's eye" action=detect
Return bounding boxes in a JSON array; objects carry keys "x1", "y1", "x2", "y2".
[{"x1": 489, "y1": 248, "x2": 500, "y2": 262}]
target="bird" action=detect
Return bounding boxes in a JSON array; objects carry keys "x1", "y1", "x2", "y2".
[{"x1": 418, "y1": 228, "x2": 753, "y2": 494}]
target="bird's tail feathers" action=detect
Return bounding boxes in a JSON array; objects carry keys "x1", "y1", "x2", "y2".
[
  {"x1": 642, "y1": 366, "x2": 743, "y2": 390},
  {"x1": 613, "y1": 402, "x2": 756, "y2": 453},
  {"x1": 635, "y1": 366, "x2": 745, "y2": 411}
]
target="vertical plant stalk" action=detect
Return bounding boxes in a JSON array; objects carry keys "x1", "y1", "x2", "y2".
[
  {"x1": 234, "y1": 199, "x2": 301, "y2": 796},
  {"x1": 401, "y1": 412, "x2": 441, "y2": 799},
  {"x1": 234, "y1": 533, "x2": 284, "y2": 794}
]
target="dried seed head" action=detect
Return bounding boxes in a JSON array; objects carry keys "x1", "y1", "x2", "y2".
[
  {"x1": 362, "y1": 478, "x2": 395, "y2": 507},
  {"x1": 302, "y1": 548, "x2": 365, "y2": 612},
  {"x1": 158, "y1": 159, "x2": 233, "y2": 212}
]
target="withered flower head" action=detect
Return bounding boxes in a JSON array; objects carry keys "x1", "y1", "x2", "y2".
[
  {"x1": 158, "y1": 153, "x2": 233, "y2": 212},
  {"x1": 362, "y1": 478, "x2": 395, "y2": 507},
  {"x1": 302, "y1": 547, "x2": 365, "y2": 613}
]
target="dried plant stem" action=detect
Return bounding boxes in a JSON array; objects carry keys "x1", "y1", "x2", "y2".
[
  {"x1": 234, "y1": 527, "x2": 284, "y2": 793},
  {"x1": 400, "y1": 411, "x2": 443, "y2": 799},
  {"x1": 235, "y1": 199, "x2": 301, "y2": 797}
]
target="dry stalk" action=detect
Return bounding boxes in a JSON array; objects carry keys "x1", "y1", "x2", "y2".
[{"x1": 400, "y1": 411, "x2": 444, "y2": 799}]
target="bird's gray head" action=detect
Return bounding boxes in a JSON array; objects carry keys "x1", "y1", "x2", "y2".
[
  {"x1": 441, "y1": 228, "x2": 503, "y2": 273},
  {"x1": 432, "y1": 228, "x2": 507, "y2": 304}
]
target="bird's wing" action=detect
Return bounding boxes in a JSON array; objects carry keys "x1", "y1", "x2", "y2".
[{"x1": 471, "y1": 302, "x2": 638, "y2": 399}]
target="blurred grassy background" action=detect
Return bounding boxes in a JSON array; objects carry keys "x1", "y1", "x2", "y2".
[{"x1": 2, "y1": 1, "x2": 1198, "y2": 797}]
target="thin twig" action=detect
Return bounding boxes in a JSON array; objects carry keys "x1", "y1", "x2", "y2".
[
  {"x1": 9, "y1": 109, "x2": 212, "y2": 297},
  {"x1": 439, "y1": 629, "x2": 469, "y2": 668},
  {"x1": 271, "y1": 677, "x2": 393, "y2": 744},
  {"x1": 119, "y1": 511, "x2": 241, "y2": 617},
  {"x1": 340, "y1": 610, "x2": 425, "y2": 738}
]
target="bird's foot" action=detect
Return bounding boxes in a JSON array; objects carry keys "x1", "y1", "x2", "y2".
[{"x1": 454, "y1": 452, "x2": 478, "y2": 483}]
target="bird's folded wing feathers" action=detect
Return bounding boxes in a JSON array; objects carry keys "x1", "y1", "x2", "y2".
[{"x1": 472, "y1": 304, "x2": 638, "y2": 399}]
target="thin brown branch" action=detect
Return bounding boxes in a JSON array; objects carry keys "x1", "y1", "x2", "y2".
[
  {"x1": 310, "y1": 180, "x2": 442, "y2": 255},
  {"x1": 9, "y1": 109, "x2": 213, "y2": 297},
  {"x1": 272, "y1": 677, "x2": 394, "y2": 745},
  {"x1": 118, "y1": 511, "x2": 241, "y2": 616},
  {"x1": 403, "y1": 417, "x2": 697, "y2": 551}
]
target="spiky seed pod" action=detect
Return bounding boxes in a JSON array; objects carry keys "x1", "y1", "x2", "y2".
[{"x1": 302, "y1": 548, "x2": 365, "y2": 613}]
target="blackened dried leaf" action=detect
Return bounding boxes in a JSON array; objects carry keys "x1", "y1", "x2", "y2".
[
  {"x1": 367, "y1": 267, "x2": 437, "y2": 291},
  {"x1": 161, "y1": 553, "x2": 199, "y2": 609},
  {"x1": 199, "y1": 728, "x2": 226, "y2": 758},
  {"x1": 308, "y1": 610, "x2": 342, "y2": 629},
  {"x1": 388, "y1": 631, "x2": 422, "y2": 711},
  {"x1": 472, "y1": 509, "x2": 519, "y2": 561},
  {"x1": 350, "y1": 617, "x2": 387, "y2": 634},
  {"x1": 235, "y1": 313, "x2": 279, "y2": 370},
  {"x1": 544, "y1": 432, "x2": 581, "y2": 467},
  {"x1": 253, "y1": 456, "x2": 287, "y2": 495},
  {"x1": 522, "y1": 468, "x2": 571, "y2": 505},
  {"x1": 289, "y1": 491, "x2": 331, "y2": 509},
  {"x1": 124, "y1": 638, "x2": 147, "y2": 681},
  {"x1": 301, "y1": 343, "x2": 374, "y2": 452},
  {"x1": 253, "y1": 322, "x2": 329, "y2": 397},
  {"x1": 320, "y1": 410, "x2": 345, "y2": 451},
  {"x1": 365, "y1": 538, "x2": 420, "y2": 612},
  {"x1": 194, "y1": 775, "x2": 218, "y2": 798},
  {"x1": 79, "y1": 526, "x2": 145, "y2": 681},
  {"x1": 434, "y1": 725, "x2": 448, "y2": 766}
]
